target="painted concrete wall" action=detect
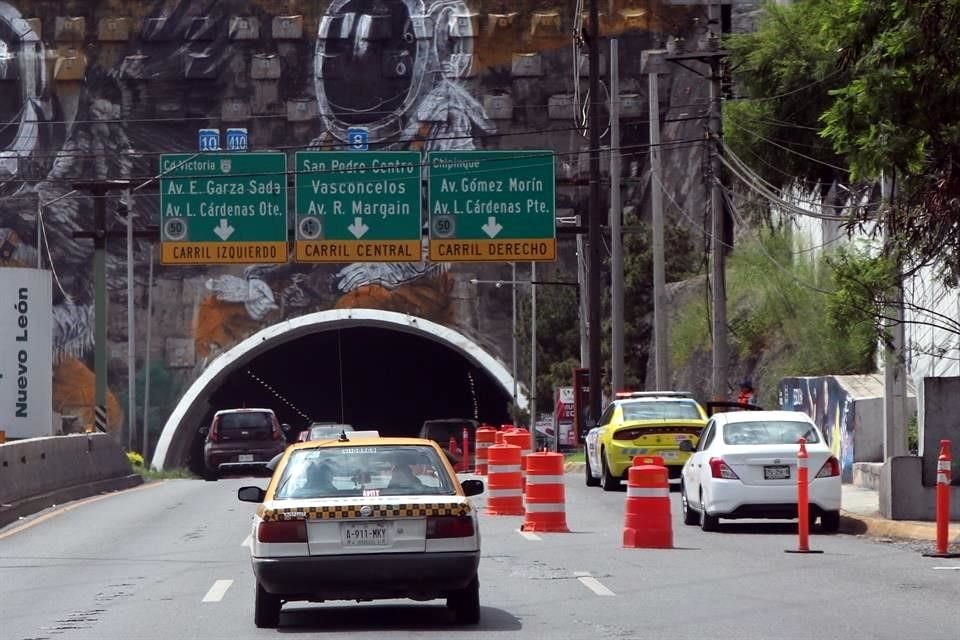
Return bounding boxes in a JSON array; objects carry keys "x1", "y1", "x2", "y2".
[{"x1": 0, "y1": 1, "x2": 766, "y2": 446}]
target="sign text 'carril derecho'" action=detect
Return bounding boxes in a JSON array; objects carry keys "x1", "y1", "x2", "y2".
[
  {"x1": 294, "y1": 151, "x2": 422, "y2": 262},
  {"x1": 428, "y1": 150, "x2": 556, "y2": 262},
  {"x1": 159, "y1": 153, "x2": 288, "y2": 265}
]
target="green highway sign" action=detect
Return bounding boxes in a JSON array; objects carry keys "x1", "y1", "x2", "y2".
[
  {"x1": 159, "y1": 153, "x2": 288, "y2": 265},
  {"x1": 428, "y1": 150, "x2": 556, "y2": 262},
  {"x1": 294, "y1": 151, "x2": 422, "y2": 262}
]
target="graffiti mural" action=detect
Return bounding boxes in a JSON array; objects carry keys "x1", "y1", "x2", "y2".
[
  {"x1": 0, "y1": 0, "x2": 720, "y2": 440},
  {"x1": 779, "y1": 376, "x2": 856, "y2": 483}
]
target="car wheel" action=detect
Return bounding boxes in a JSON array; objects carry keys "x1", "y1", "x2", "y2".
[
  {"x1": 584, "y1": 452, "x2": 600, "y2": 487},
  {"x1": 254, "y1": 582, "x2": 281, "y2": 628},
  {"x1": 699, "y1": 491, "x2": 719, "y2": 532},
  {"x1": 819, "y1": 510, "x2": 841, "y2": 534},
  {"x1": 599, "y1": 451, "x2": 619, "y2": 492},
  {"x1": 447, "y1": 577, "x2": 480, "y2": 625},
  {"x1": 681, "y1": 483, "x2": 699, "y2": 526}
]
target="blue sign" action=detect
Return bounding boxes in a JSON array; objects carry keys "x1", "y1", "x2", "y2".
[
  {"x1": 347, "y1": 127, "x2": 369, "y2": 151},
  {"x1": 198, "y1": 129, "x2": 220, "y2": 152},
  {"x1": 226, "y1": 128, "x2": 249, "y2": 151}
]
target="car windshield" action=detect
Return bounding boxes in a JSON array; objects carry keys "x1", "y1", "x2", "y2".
[
  {"x1": 722, "y1": 420, "x2": 820, "y2": 445},
  {"x1": 218, "y1": 412, "x2": 272, "y2": 431},
  {"x1": 308, "y1": 424, "x2": 352, "y2": 441},
  {"x1": 273, "y1": 445, "x2": 456, "y2": 499},
  {"x1": 621, "y1": 401, "x2": 702, "y2": 421}
]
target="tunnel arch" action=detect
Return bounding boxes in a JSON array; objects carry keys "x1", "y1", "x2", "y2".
[{"x1": 152, "y1": 308, "x2": 527, "y2": 470}]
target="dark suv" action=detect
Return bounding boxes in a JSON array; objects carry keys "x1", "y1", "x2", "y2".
[
  {"x1": 418, "y1": 418, "x2": 479, "y2": 469},
  {"x1": 201, "y1": 408, "x2": 288, "y2": 480}
]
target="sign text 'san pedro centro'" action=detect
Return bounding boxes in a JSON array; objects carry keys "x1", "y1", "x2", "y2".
[
  {"x1": 428, "y1": 150, "x2": 556, "y2": 262},
  {"x1": 159, "y1": 153, "x2": 288, "y2": 265},
  {"x1": 295, "y1": 151, "x2": 422, "y2": 262}
]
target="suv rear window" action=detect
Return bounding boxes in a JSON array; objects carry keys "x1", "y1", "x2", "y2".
[{"x1": 218, "y1": 412, "x2": 273, "y2": 432}]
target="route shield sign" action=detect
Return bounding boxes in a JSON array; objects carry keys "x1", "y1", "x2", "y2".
[
  {"x1": 294, "y1": 151, "x2": 422, "y2": 262},
  {"x1": 428, "y1": 150, "x2": 556, "y2": 262},
  {"x1": 159, "y1": 152, "x2": 288, "y2": 265}
]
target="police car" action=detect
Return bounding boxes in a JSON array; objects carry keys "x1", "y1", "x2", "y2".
[{"x1": 238, "y1": 435, "x2": 484, "y2": 628}]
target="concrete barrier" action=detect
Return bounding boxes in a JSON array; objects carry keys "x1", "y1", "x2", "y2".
[{"x1": 0, "y1": 434, "x2": 143, "y2": 528}]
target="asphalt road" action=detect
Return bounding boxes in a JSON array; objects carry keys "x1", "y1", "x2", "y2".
[{"x1": 3, "y1": 475, "x2": 959, "y2": 640}]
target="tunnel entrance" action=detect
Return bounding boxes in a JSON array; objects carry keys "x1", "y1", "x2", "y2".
[{"x1": 153, "y1": 310, "x2": 522, "y2": 471}]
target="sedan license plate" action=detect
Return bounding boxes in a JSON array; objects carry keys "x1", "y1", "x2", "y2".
[
  {"x1": 238, "y1": 454, "x2": 254, "y2": 462},
  {"x1": 764, "y1": 465, "x2": 790, "y2": 480},
  {"x1": 341, "y1": 522, "x2": 388, "y2": 546}
]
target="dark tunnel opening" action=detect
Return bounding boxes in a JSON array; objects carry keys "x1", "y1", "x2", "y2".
[{"x1": 187, "y1": 326, "x2": 512, "y2": 472}]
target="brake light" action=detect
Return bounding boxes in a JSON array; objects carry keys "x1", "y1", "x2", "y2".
[
  {"x1": 426, "y1": 515, "x2": 475, "y2": 539},
  {"x1": 257, "y1": 519, "x2": 307, "y2": 543},
  {"x1": 208, "y1": 420, "x2": 219, "y2": 442},
  {"x1": 271, "y1": 420, "x2": 282, "y2": 441},
  {"x1": 709, "y1": 457, "x2": 740, "y2": 479},
  {"x1": 816, "y1": 456, "x2": 841, "y2": 478}
]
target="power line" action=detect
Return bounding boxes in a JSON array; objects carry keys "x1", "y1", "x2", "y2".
[{"x1": 724, "y1": 119, "x2": 850, "y2": 174}]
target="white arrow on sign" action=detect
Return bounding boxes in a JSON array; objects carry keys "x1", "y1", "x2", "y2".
[
  {"x1": 481, "y1": 216, "x2": 503, "y2": 239},
  {"x1": 213, "y1": 218, "x2": 235, "y2": 241},
  {"x1": 348, "y1": 216, "x2": 369, "y2": 239}
]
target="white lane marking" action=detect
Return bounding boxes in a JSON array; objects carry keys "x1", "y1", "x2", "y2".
[
  {"x1": 932, "y1": 566, "x2": 960, "y2": 571},
  {"x1": 518, "y1": 530, "x2": 542, "y2": 541},
  {"x1": 241, "y1": 534, "x2": 252, "y2": 548},
  {"x1": 574, "y1": 572, "x2": 615, "y2": 596},
  {"x1": 202, "y1": 580, "x2": 234, "y2": 603}
]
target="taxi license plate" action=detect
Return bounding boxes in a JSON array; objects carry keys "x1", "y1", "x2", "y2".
[
  {"x1": 764, "y1": 465, "x2": 790, "y2": 480},
  {"x1": 341, "y1": 522, "x2": 388, "y2": 546},
  {"x1": 238, "y1": 454, "x2": 254, "y2": 462}
]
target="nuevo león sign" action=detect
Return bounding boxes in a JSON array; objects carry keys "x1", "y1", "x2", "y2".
[
  {"x1": 294, "y1": 151, "x2": 422, "y2": 262},
  {"x1": 0, "y1": 267, "x2": 52, "y2": 438},
  {"x1": 428, "y1": 150, "x2": 556, "y2": 262},
  {"x1": 159, "y1": 153, "x2": 288, "y2": 265}
]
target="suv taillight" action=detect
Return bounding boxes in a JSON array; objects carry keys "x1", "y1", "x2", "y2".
[
  {"x1": 709, "y1": 457, "x2": 740, "y2": 480},
  {"x1": 271, "y1": 420, "x2": 282, "y2": 441},
  {"x1": 258, "y1": 519, "x2": 307, "y2": 543},
  {"x1": 208, "y1": 420, "x2": 219, "y2": 442},
  {"x1": 816, "y1": 456, "x2": 841, "y2": 478},
  {"x1": 426, "y1": 515, "x2": 474, "y2": 539}
]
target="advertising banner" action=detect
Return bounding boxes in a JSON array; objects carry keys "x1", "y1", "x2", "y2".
[
  {"x1": 0, "y1": 268, "x2": 53, "y2": 438},
  {"x1": 554, "y1": 386, "x2": 576, "y2": 449}
]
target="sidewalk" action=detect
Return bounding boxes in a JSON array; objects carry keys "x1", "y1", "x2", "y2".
[
  {"x1": 564, "y1": 461, "x2": 959, "y2": 544},
  {"x1": 839, "y1": 484, "x2": 960, "y2": 544}
]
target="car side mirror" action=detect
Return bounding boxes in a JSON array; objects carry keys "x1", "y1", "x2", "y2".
[
  {"x1": 461, "y1": 479, "x2": 485, "y2": 497},
  {"x1": 238, "y1": 486, "x2": 266, "y2": 503},
  {"x1": 281, "y1": 423, "x2": 291, "y2": 433},
  {"x1": 199, "y1": 426, "x2": 209, "y2": 437}
]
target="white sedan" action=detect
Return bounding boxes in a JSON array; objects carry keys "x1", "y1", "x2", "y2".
[{"x1": 680, "y1": 410, "x2": 841, "y2": 532}]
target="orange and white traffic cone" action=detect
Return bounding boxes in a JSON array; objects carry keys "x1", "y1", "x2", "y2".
[
  {"x1": 485, "y1": 435, "x2": 524, "y2": 516},
  {"x1": 786, "y1": 438, "x2": 823, "y2": 554},
  {"x1": 622, "y1": 456, "x2": 672, "y2": 548},
  {"x1": 923, "y1": 440, "x2": 960, "y2": 558},
  {"x1": 521, "y1": 452, "x2": 569, "y2": 532}
]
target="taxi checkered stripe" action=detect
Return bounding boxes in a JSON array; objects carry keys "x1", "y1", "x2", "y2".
[{"x1": 261, "y1": 502, "x2": 471, "y2": 522}]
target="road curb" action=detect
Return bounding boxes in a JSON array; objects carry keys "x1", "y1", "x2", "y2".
[
  {"x1": 565, "y1": 461, "x2": 585, "y2": 473},
  {"x1": 839, "y1": 510, "x2": 960, "y2": 544},
  {"x1": 0, "y1": 474, "x2": 144, "y2": 529}
]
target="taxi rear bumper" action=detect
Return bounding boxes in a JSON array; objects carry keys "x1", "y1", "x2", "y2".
[{"x1": 253, "y1": 551, "x2": 480, "y2": 600}]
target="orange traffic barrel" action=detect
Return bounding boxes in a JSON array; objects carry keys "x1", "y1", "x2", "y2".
[
  {"x1": 623, "y1": 455, "x2": 673, "y2": 549},
  {"x1": 521, "y1": 452, "x2": 569, "y2": 532},
  {"x1": 475, "y1": 425, "x2": 497, "y2": 476},
  {"x1": 503, "y1": 429, "x2": 532, "y2": 493},
  {"x1": 485, "y1": 441, "x2": 524, "y2": 515}
]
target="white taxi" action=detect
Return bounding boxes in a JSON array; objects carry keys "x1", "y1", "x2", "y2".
[{"x1": 238, "y1": 436, "x2": 484, "y2": 628}]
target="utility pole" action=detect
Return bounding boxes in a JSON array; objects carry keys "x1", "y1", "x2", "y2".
[
  {"x1": 610, "y1": 38, "x2": 625, "y2": 393},
  {"x1": 707, "y1": 5, "x2": 727, "y2": 401},
  {"x1": 587, "y1": 0, "x2": 603, "y2": 422},
  {"x1": 643, "y1": 49, "x2": 670, "y2": 390},
  {"x1": 511, "y1": 261, "x2": 518, "y2": 419},
  {"x1": 881, "y1": 170, "x2": 908, "y2": 459},
  {"x1": 72, "y1": 180, "x2": 131, "y2": 435},
  {"x1": 530, "y1": 262, "x2": 537, "y2": 429},
  {"x1": 142, "y1": 243, "x2": 154, "y2": 463},
  {"x1": 124, "y1": 190, "x2": 136, "y2": 452}
]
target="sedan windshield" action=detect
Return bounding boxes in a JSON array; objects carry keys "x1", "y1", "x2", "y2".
[
  {"x1": 274, "y1": 445, "x2": 456, "y2": 499},
  {"x1": 722, "y1": 420, "x2": 820, "y2": 445},
  {"x1": 621, "y1": 400, "x2": 702, "y2": 421}
]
